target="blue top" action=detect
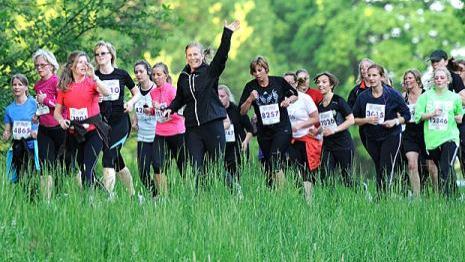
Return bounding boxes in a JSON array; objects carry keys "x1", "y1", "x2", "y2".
[
  {"x1": 353, "y1": 85, "x2": 410, "y2": 141},
  {"x1": 4, "y1": 96, "x2": 38, "y2": 142}
]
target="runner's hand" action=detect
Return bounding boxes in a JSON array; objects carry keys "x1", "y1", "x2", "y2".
[{"x1": 225, "y1": 20, "x2": 240, "y2": 32}]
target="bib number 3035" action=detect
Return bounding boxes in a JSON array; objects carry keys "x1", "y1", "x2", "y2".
[{"x1": 259, "y1": 104, "x2": 280, "y2": 125}]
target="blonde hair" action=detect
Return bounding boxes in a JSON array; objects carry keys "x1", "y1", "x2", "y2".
[
  {"x1": 249, "y1": 56, "x2": 269, "y2": 74},
  {"x1": 58, "y1": 51, "x2": 89, "y2": 91},
  {"x1": 433, "y1": 67, "x2": 452, "y2": 83},
  {"x1": 93, "y1": 40, "x2": 117, "y2": 70},
  {"x1": 32, "y1": 49, "x2": 59, "y2": 74},
  {"x1": 356, "y1": 58, "x2": 375, "y2": 84},
  {"x1": 218, "y1": 84, "x2": 235, "y2": 103}
]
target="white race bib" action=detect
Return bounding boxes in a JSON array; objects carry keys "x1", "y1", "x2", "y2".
[
  {"x1": 407, "y1": 104, "x2": 415, "y2": 123},
  {"x1": 429, "y1": 113, "x2": 448, "y2": 130},
  {"x1": 102, "y1": 80, "x2": 120, "y2": 101},
  {"x1": 259, "y1": 103, "x2": 280, "y2": 125},
  {"x1": 225, "y1": 124, "x2": 236, "y2": 142},
  {"x1": 69, "y1": 108, "x2": 88, "y2": 121},
  {"x1": 319, "y1": 111, "x2": 338, "y2": 131},
  {"x1": 12, "y1": 121, "x2": 32, "y2": 140},
  {"x1": 155, "y1": 103, "x2": 169, "y2": 123},
  {"x1": 135, "y1": 98, "x2": 154, "y2": 121},
  {"x1": 36, "y1": 103, "x2": 50, "y2": 116},
  {"x1": 366, "y1": 103, "x2": 385, "y2": 124}
]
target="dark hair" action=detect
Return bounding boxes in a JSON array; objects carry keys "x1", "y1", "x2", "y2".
[
  {"x1": 367, "y1": 64, "x2": 385, "y2": 78},
  {"x1": 59, "y1": 51, "x2": 89, "y2": 91},
  {"x1": 249, "y1": 56, "x2": 269, "y2": 74},
  {"x1": 11, "y1": 74, "x2": 29, "y2": 96},
  {"x1": 134, "y1": 60, "x2": 153, "y2": 81},
  {"x1": 283, "y1": 72, "x2": 297, "y2": 82},
  {"x1": 153, "y1": 62, "x2": 172, "y2": 84},
  {"x1": 314, "y1": 72, "x2": 339, "y2": 89}
]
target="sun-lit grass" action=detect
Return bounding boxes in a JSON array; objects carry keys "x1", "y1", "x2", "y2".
[{"x1": 1, "y1": 138, "x2": 465, "y2": 260}]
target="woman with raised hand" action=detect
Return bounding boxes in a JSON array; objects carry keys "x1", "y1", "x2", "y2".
[
  {"x1": 3, "y1": 74, "x2": 51, "y2": 199},
  {"x1": 150, "y1": 62, "x2": 186, "y2": 186},
  {"x1": 415, "y1": 67, "x2": 463, "y2": 196},
  {"x1": 32, "y1": 49, "x2": 68, "y2": 171},
  {"x1": 54, "y1": 51, "x2": 111, "y2": 188},
  {"x1": 94, "y1": 41, "x2": 140, "y2": 197},
  {"x1": 132, "y1": 60, "x2": 158, "y2": 197},
  {"x1": 165, "y1": 20, "x2": 240, "y2": 188},
  {"x1": 401, "y1": 69, "x2": 426, "y2": 197},
  {"x1": 239, "y1": 56, "x2": 298, "y2": 188},
  {"x1": 353, "y1": 64, "x2": 410, "y2": 194},
  {"x1": 218, "y1": 84, "x2": 253, "y2": 193},
  {"x1": 316, "y1": 72, "x2": 355, "y2": 187}
]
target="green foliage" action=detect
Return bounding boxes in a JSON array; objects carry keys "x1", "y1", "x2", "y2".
[{"x1": 0, "y1": 0, "x2": 179, "y2": 117}]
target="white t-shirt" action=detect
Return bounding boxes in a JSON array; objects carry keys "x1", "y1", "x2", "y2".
[{"x1": 287, "y1": 91, "x2": 317, "y2": 138}]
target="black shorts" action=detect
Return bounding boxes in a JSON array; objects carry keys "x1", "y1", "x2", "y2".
[{"x1": 402, "y1": 131, "x2": 424, "y2": 154}]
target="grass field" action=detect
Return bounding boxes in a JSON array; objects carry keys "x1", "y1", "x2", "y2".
[{"x1": 1, "y1": 139, "x2": 465, "y2": 261}]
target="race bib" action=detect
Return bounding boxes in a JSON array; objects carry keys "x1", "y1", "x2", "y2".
[
  {"x1": 429, "y1": 114, "x2": 448, "y2": 130},
  {"x1": 135, "y1": 98, "x2": 154, "y2": 121},
  {"x1": 12, "y1": 121, "x2": 32, "y2": 140},
  {"x1": 225, "y1": 124, "x2": 236, "y2": 142},
  {"x1": 155, "y1": 103, "x2": 169, "y2": 123},
  {"x1": 36, "y1": 103, "x2": 50, "y2": 116},
  {"x1": 366, "y1": 103, "x2": 385, "y2": 124},
  {"x1": 69, "y1": 108, "x2": 88, "y2": 121},
  {"x1": 259, "y1": 103, "x2": 280, "y2": 125},
  {"x1": 102, "y1": 80, "x2": 120, "y2": 101},
  {"x1": 319, "y1": 111, "x2": 338, "y2": 131}
]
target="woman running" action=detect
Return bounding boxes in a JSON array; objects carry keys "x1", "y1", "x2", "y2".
[
  {"x1": 286, "y1": 75, "x2": 319, "y2": 201},
  {"x1": 94, "y1": 41, "x2": 140, "y2": 197},
  {"x1": 132, "y1": 60, "x2": 159, "y2": 197},
  {"x1": 353, "y1": 64, "x2": 410, "y2": 194},
  {"x1": 3, "y1": 74, "x2": 51, "y2": 198},
  {"x1": 401, "y1": 69, "x2": 426, "y2": 196},
  {"x1": 239, "y1": 56, "x2": 298, "y2": 188},
  {"x1": 165, "y1": 20, "x2": 240, "y2": 188},
  {"x1": 32, "y1": 49, "x2": 68, "y2": 171},
  {"x1": 415, "y1": 67, "x2": 463, "y2": 196},
  {"x1": 151, "y1": 62, "x2": 186, "y2": 185},
  {"x1": 55, "y1": 51, "x2": 110, "y2": 188},
  {"x1": 316, "y1": 72, "x2": 355, "y2": 187},
  {"x1": 218, "y1": 84, "x2": 253, "y2": 192}
]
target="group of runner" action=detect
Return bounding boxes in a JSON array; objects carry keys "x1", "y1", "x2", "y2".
[{"x1": 3, "y1": 19, "x2": 465, "y2": 201}]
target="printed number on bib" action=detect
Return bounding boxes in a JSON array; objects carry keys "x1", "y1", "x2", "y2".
[
  {"x1": 102, "y1": 80, "x2": 120, "y2": 101},
  {"x1": 135, "y1": 98, "x2": 154, "y2": 121},
  {"x1": 69, "y1": 108, "x2": 88, "y2": 121},
  {"x1": 366, "y1": 103, "x2": 385, "y2": 124},
  {"x1": 319, "y1": 111, "x2": 338, "y2": 131},
  {"x1": 36, "y1": 103, "x2": 50, "y2": 116},
  {"x1": 225, "y1": 124, "x2": 236, "y2": 142},
  {"x1": 430, "y1": 114, "x2": 448, "y2": 130},
  {"x1": 407, "y1": 104, "x2": 415, "y2": 123},
  {"x1": 12, "y1": 121, "x2": 32, "y2": 140},
  {"x1": 259, "y1": 104, "x2": 280, "y2": 125}
]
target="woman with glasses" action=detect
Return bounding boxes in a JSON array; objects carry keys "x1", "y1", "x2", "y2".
[
  {"x1": 32, "y1": 49, "x2": 68, "y2": 171},
  {"x1": 94, "y1": 41, "x2": 141, "y2": 197},
  {"x1": 353, "y1": 64, "x2": 410, "y2": 194}
]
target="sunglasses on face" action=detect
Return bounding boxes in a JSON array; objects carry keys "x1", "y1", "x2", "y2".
[{"x1": 95, "y1": 52, "x2": 110, "y2": 57}]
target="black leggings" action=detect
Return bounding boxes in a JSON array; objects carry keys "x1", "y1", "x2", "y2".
[
  {"x1": 257, "y1": 129, "x2": 291, "y2": 187},
  {"x1": 11, "y1": 139, "x2": 36, "y2": 182},
  {"x1": 365, "y1": 134, "x2": 402, "y2": 193},
  {"x1": 153, "y1": 134, "x2": 185, "y2": 176},
  {"x1": 67, "y1": 131, "x2": 103, "y2": 187},
  {"x1": 185, "y1": 119, "x2": 225, "y2": 187},
  {"x1": 102, "y1": 115, "x2": 130, "y2": 171},
  {"x1": 225, "y1": 142, "x2": 242, "y2": 181},
  {"x1": 321, "y1": 147, "x2": 354, "y2": 186},
  {"x1": 37, "y1": 125, "x2": 68, "y2": 169},
  {"x1": 428, "y1": 141, "x2": 458, "y2": 196},
  {"x1": 137, "y1": 141, "x2": 156, "y2": 195},
  {"x1": 288, "y1": 140, "x2": 314, "y2": 183}
]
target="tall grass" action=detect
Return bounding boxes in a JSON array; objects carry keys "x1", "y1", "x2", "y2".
[{"x1": 1, "y1": 143, "x2": 465, "y2": 261}]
